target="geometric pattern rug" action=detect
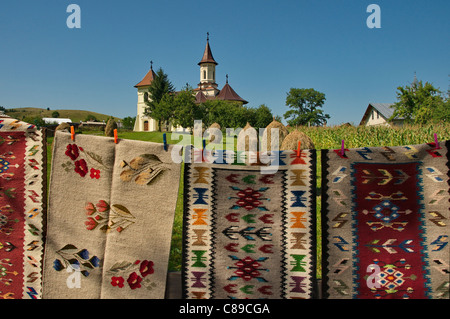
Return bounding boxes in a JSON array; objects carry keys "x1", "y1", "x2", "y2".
[
  {"x1": 321, "y1": 141, "x2": 450, "y2": 299},
  {"x1": 0, "y1": 117, "x2": 47, "y2": 299},
  {"x1": 183, "y1": 149, "x2": 317, "y2": 299}
]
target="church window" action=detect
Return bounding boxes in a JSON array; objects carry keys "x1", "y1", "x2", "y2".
[{"x1": 203, "y1": 70, "x2": 206, "y2": 80}]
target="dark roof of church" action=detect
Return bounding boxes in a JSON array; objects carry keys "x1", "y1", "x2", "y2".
[
  {"x1": 195, "y1": 91, "x2": 208, "y2": 104},
  {"x1": 198, "y1": 40, "x2": 218, "y2": 65},
  {"x1": 134, "y1": 67, "x2": 156, "y2": 88},
  {"x1": 216, "y1": 83, "x2": 248, "y2": 104}
]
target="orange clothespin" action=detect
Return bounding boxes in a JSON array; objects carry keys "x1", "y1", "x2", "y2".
[
  {"x1": 114, "y1": 129, "x2": 118, "y2": 144},
  {"x1": 71, "y1": 126, "x2": 75, "y2": 141},
  {"x1": 297, "y1": 141, "x2": 301, "y2": 157}
]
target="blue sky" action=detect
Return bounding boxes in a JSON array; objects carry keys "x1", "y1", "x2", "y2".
[{"x1": 0, "y1": 0, "x2": 449, "y2": 125}]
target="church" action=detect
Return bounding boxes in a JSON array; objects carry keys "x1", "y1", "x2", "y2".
[{"x1": 133, "y1": 34, "x2": 248, "y2": 132}]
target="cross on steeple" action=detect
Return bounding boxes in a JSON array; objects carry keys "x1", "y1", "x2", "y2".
[
  {"x1": 226, "y1": 74, "x2": 229, "y2": 84},
  {"x1": 207, "y1": 32, "x2": 209, "y2": 42},
  {"x1": 150, "y1": 60, "x2": 153, "y2": 70}
]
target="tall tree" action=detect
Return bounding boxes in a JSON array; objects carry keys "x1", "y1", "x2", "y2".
[
  {"x1": 390, "y1": 78, "x2": 448, "y2": 124},
  {"x1": 144, "y1": 67, "x2": 175, "y2": 131},
  {"x1": 283, "y1": 88, "x2": 330, "y2": 126},
  {"x1": 171, "y1": 87, "x2": 199, "y2": 132},
  {"x1": 253, "y1": 104, "x2": 274, "y2": 129}
]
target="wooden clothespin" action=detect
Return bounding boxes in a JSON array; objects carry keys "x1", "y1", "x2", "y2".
[
  {"x1": 163, "y1": 133, "x2": 168, "y2": 151},
  {"x1": 71, "y1": 126, "x2": 75, "y2": 141},
  {"x1": 297, "y1": 141, "x2": 301, "y2": 157},
  {"x1": 114, "y1": 129, "x2": 118, "y2": 144}
]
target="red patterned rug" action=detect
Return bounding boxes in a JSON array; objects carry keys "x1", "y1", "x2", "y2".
[
  {"x1": 182, "y1": 150, "x2": 317, "y2": 299},
  {"x1": 0, "y1": 117, "x2": 46, "y2": 299},
  {"x1": 321, "y1": 141, "x2": 450, "y2": 299}
]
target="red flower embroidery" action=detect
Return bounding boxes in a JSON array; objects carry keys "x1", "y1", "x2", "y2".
[
  {"x1": 65, "y1": 144, "x2": 79, "y2": 160},
  {"x1": 96, "y1": 200, "x2": 109, "y2": 212},
  {"x1": 85, "y1": 217, "x2": 98, "y2": 230},
  {"x1": 85, "y1": 202, "x2": 96, "y2": 215},
  {"x1": 90, "y1": 168, "x2": 101, "y2": 179},
  {"x1": 127, "y1": 272, "x2": 142, "y2": 289},
  {"x1": 111, "y1": 276, "x2": 125, "y2": 288},
  {"x1": 74, "y1": 159, "x2": 88, "y2": 177},
  {"x1": 139, "y1": 260, "x2": 154, "y2": 277}
]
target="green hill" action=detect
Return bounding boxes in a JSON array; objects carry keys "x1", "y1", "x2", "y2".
[{"x1": 5, "y1": 107, "x2": 122, "y2": 123}]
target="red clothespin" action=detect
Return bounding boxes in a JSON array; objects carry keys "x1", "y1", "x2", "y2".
[
  {"x1": 297, "y1": 141, "x2": 301, "y2": 157},
  {"x1": 114, "y1": 129, "x2": 118, "y2": 144},
  {"x1": 71, "y1": 126, "x2": 75, "y2": 141}
]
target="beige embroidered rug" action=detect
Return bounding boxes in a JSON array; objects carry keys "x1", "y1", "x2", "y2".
[
  {"x1": 0, "y1": 117, "x2": 47, "y2": 299},
  {"x1": 42, "y1": 131, "x2": 181, "y2": 299}
]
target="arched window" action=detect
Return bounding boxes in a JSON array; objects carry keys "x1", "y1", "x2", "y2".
[
  {"x1": 203, "y1": 70, "x2": 206, "y2": 80},
  {"x1": 212, "y1": 71, "x2": 215, "y2": 80}
]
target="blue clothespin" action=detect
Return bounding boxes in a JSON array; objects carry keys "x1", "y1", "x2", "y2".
[{"x1": 163, "y1": 133, "x2": 168, "y2": 151}]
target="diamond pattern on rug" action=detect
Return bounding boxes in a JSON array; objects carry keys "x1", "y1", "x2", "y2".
[
  {"x1": 0, "y1": 117, "x2": 46, "y2": 299},
  {"x1": 182, "y1": 150, "x2": 317, "y2": 299},
  {"x1": 321, "y1": 141, "x2": 450, "y2": 299}
]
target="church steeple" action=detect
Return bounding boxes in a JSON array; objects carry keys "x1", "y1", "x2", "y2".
[
  {"x1": 197, "y1": 32, "x2": 219, "y2": 97},
  {"x1": 198, "y1": 32, "x2": 218, "y2": 66}
]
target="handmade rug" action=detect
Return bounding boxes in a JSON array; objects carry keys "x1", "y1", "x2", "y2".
[
  {"x1": 0, "y1": 117, "x2": 46, "y2": 299},
  {"x1": 182, "y1": 149, "x2": 317, "y2": 299},
  {"x1": 42, "y1": 131, "x2": 115, "y2": 298},
  {"x1": 321, "y1": 141, "x2": 450, "y2": 299},
  {"x1": 42, "y1": 131, "x2": 181, "y2": 299},
  {"x1": 100, "y1": 138, "x2": 181, "y2": 299}
]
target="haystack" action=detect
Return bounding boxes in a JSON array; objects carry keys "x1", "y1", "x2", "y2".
[
  {"x1": 208, "y1": 122, "x2": 222, "y2": 143},
  {"x1": 261, "y1": 119, "x2": 289, "y2": 151},
  {"x1": 55, "y1": 122, "x2": 71, "y2": 132},
  {"x1": 280, "y1": 129, "x2": 315, "y2": 150},
  {"x1": 105, "y1": 118, "x2": 117, "y2": 137},
  {"x1": 237, "y1": 122, "x2": 258, "y2": 152}
]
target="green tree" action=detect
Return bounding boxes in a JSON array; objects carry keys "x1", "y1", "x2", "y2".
[
  {"x1": 283, "y1": 88, "x2": 330, "y2": 126},
  {"x1": 391, "y1": 79, "x2": 448, "y2": 124},
  {"x1": 253, "y1": 104, "x2": 274, "y2": 130},
  {"x1": 122, "y1": 116, "x2": 136, "y2": 130},
  {"x1": 52, "y1": 111, "x2": 60, "y2": 118},
  {"x1": 85, "y1": 114, "x2": 98, "y2": 122},
  {"x1": 144, "y1": 68, "x2": 175, "y2": 131},
  {"x1": 171, "y1": 87, "x2": 198, "y2": 132},
  {"x1": 200, "y1": 100, "x2": 248, "y2": 129}
]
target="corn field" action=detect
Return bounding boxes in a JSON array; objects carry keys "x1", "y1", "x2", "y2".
[{"x1": 295, "y1": 123, "x2": 450, "y2": 150}]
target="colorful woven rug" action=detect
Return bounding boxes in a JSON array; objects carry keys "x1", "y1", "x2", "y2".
[
  {"x1": 42, "y1": 131, "x2": 181, "y2": 299},
  {"x1": 0, "y1": 117, "x2": 47, "y2": 299},
  {"x1": 321, "y1": 141, "x2": 450, "y2": 299},
  {"x1": 182, "y1": 150, "x2": 317, "y2": 299}
]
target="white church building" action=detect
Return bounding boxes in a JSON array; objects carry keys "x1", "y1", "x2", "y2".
[{"x1": 133, "y1": 34, "x2": 247, "y2": 132}]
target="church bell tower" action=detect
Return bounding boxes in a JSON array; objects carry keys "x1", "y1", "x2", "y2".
[{"x1": 197, "y1": 32, "x2": 219, "y2": 97}]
